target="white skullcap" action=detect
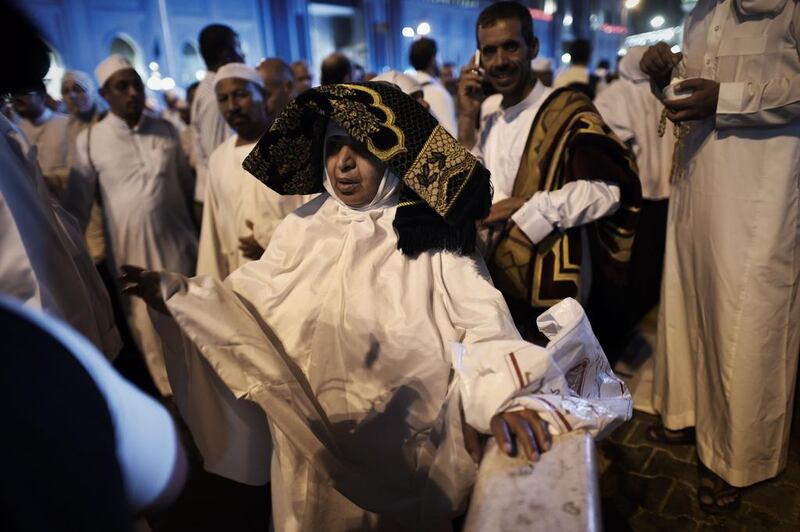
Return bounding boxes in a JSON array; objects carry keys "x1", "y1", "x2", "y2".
[
  {"x1": 372, "y1": 70, "x2": 423, "y2": 96},
  {"x1": 214, "y1": 63, "x2": 264, "y2": 90},
  {"x1": 95, "y1": 54, "x2": 135, "y2": 88},
  {"x1": 532, "y1": 57, "x2": 553, "y2": 72}
]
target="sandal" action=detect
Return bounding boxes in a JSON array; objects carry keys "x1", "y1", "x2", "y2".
[
  {"x1": 697, "y1": 463, "x2": 741, "y2": 515},
  {"x1": 645, "y1": 424, "x2": 696, "y2": 445}
]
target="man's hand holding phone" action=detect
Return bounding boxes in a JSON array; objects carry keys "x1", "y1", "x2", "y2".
[{"x1": 457, "y1": 50, "x2": 487, "y2": 148}]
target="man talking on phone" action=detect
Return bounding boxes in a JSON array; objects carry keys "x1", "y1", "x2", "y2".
[{"x1": 457, "y1": 1, "x2": 641, "y2": 347}]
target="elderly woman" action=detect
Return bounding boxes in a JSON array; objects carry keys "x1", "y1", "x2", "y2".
[
  {"x1": 122, "y1": 82, "x2": 629, "y2": 531},
  {"x1": 61, "y1": 70, "x2": 107, "y2": 264}
]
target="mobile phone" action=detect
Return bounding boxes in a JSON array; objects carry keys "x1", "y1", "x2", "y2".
[
  {"x1": 473, "y1": 50, "x2": 484, "y2": 75},
  {"x1": 473, "y1": 49, "x2": 496, "y2": 97}
]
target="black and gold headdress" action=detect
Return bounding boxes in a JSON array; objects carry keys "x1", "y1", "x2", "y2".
[{"x1": 242, "y1": 82, "x2": 491, "y2": 256}]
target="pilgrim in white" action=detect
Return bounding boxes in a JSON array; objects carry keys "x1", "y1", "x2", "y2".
[
  {"x1": 64, "y1": 54, "x2": 197, "y2": 395},
  {"x1": 190, "y1": 24, "x2": 242, "y2": 207},
  {"x1": 0, "y1": 112, "x2": 121, "y2": 360},
  {"x1": 197, "y1": 62, "x2": 311, "y2": 280},
  {"x1": 12, "y1": 81, "x2": 70, "y2": 201},
  {"x1": 642, "y1": 0, "x2": 800, "y2": 510},
  {"x1": 122, "y1": 82, "x2": 631, "y2": 530}
]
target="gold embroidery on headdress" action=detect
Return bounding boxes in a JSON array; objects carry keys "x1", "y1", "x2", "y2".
[
  {"x1": 405, "y1": 125, "x2": 477, "y2": 218},
  {"x1": 323, "y1": 84, "x2": 407, "y2": 160},
  {"x1": 268, "y1": 136, "x2": 314, "y2": 193}
]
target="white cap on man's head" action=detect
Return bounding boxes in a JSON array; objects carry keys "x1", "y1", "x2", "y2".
[
  {"x1": 532, "y1": 57, "x2": 553, "y2": 72},
  {"x1": 214, "y1": 63, "x2": 264, "y2": 90},
  {"x1": 371, "y1": 70, "x2": 422, "y2": 96},
  {"x1": 95, "y1": 54, "x2": 135, "y2": 88}
]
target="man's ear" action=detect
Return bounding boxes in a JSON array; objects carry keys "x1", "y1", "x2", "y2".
[{"x1": 528, "y1": 37, "x2": 540, "y2": 63}]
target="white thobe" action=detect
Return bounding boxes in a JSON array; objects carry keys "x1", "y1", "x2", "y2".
[
  {"x1": 0, "y1": 114, "x2": 121, "y2": 359},
  {"x1": 65, "y1": 106, "x2": 107, "y2": 262},
  {"x1": 151, "y1": 177, "x2": 630, "y2": 531},
  {"x1": 197, "y1": 135, "x2": 313, "y2": 280},
  {"x1": 654, "y1": 0, "x2": 800, "y2": 487},
  {"x1": 180, "y1": 126, "x2": 195, "y2": 170},
  {"x1": 594, "y1": 51, "x2": 673, "y2": 200},
  {"x1": 190, "y1": 71, "x2": 232, "y2": 203},
  {"x1": 161, "y1": 108, "x2": 185, "y2": 134},
  {"x1": 415, "y1": 71, "x2": 458, "y2": 137},
  {"x1": 19, "y1": 109, "x2": 70, "y2": 199},
  {"x1": 67, "y1": 113, "x2": 198, "y2": 395}
]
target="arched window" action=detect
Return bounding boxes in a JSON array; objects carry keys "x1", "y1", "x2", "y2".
[
  {"x1": 179, "y1": 40, "x2": 205, "y2": 86},
  {"x1": 110, "y1": 33, "x2": 145, "y2": 76}
]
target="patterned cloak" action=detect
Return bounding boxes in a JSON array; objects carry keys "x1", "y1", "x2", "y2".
[{"x1": 489, "y1": 87, "x2": 641, "y2": 340}]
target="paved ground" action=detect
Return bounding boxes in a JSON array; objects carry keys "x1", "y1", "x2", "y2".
[
  {"x1": 598, "y1": 409, "x2": 800, "y2": 531},
  {"x1": 597, "y1": 311, "x2": 800, "y2": 531}
]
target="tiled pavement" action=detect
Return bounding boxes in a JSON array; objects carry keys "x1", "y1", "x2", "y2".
[
  {"x1": 598, "y1": 409, "x2": 800, "y2": 531},
  {"x1": 597, "y1": 361, "x2": 800, "y2": 530},
  {"x1": 596, "y1": 305, "x2": 800, "y2": 531}
]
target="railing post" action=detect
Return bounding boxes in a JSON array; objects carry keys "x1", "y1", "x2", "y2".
[{"x1": 464, "y1": 430, "x2": 601, "y2": 532}]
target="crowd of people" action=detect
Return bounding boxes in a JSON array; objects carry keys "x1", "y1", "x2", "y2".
[{"x1": 2, "y1": 0, "x2": 798, "y2": 530}]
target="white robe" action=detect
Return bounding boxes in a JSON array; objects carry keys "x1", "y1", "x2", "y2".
[
  {"x1": 67, "y1": 112, "x2": 198, "y2": 395},
  {"x1": 197, "y1": 135, "x2": 312, "y2": 280},
  {"x1": 153, "y1": 173, "x2": 630, "y2": 530},
  {"x1": 594, "y1": 46, "x2": 673, "y2": 201},
  {"x1": 190, "y1": 71, "x2": 232, "y2": 203},
  {"x1": 19, "y1": 109, "x2": 70, "y2": 200},
  {"x1": 65, "y1": 107, "x2": 107, "y2": 263},
  {"x1": 0, "y1": 114, "x2": 121, "y2": 359},
  {"x1": 414, "y1": 71, "x2": 458, "y2": 138},
  {"x1": 654, "y1": 0, "x2": 800, "y2": 487}
]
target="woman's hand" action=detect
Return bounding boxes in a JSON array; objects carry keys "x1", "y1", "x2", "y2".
[
  {"x1": 120, "y1": 265, "x2": 168, "y2": 314},
  {"x1": 238, "y1": 219, "x2": 265, "y2": 260},
  {"x1": 490, "y1": 409, "x2": 551, "y2": 462}
]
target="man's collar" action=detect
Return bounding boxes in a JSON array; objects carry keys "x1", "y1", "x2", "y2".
[
  {"x1": 107, "y1": 111, "x2": 146, "y2": 131},
  {"x1": 499, "y1": 80, "x2": 547, "y2": 120}
]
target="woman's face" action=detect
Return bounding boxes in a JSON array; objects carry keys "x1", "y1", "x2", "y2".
[
  {"x1": 325, "y1": 136, "x2": 385, "y2": 207},
  {"x1": 61, "y1": 80, "x2": 93, "y2": 115}
]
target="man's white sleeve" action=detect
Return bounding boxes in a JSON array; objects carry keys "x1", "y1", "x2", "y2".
[
  {"x1": 511, "y1": 181, "x2": 621, "y2": 244},
  {"x1": 716, "y1": 6, "x2": 800, "y2": 128}
]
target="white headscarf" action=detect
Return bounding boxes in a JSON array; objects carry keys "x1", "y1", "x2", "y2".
[
  {"x1": 321, "y1": 121, "x2": 401, "y2": 211},
  {"x1": 62, "y1": 70, "x2": 96, "y2": 97},
  {"x1": 618, "y1": 46, "x2": 649, "y2": 83}
]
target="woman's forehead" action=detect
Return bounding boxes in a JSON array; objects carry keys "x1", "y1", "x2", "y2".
[{"x1": 325, "y1": 135, "x2": 366, "y2": 152}]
